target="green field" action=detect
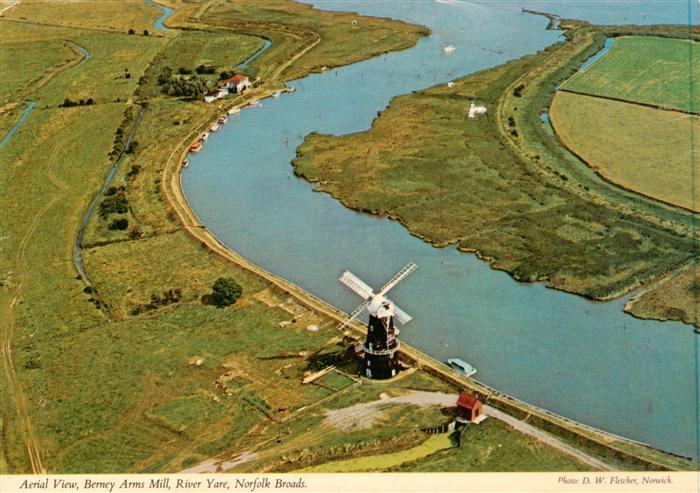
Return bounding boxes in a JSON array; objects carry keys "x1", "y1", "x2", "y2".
[
  {"x1": 0, "y1": 40, "x2": 75, "y2": 105},
  {"x1": 391, "y1": 420, "x2": 590, "y2": 472},
  {"x1": 551, "y1": 91, "x2": 700, "y2": 212},
  {"x1": 299, "y1": 433, "x2": 456, "y2": 472},
  {"x1": 2, "y1": 0, "x2": 162, "y2": 33},
  {"x1": 563, "y1": 36, "x2": 699, "y2": 112}
]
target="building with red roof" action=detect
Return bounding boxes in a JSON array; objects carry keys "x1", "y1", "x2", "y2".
[
  {"x1": 224, "y1": 74, "x2": 250, "y2": 93},
  {"x1": 456, "y1": 392, "x2": 483, "y2": 423}
]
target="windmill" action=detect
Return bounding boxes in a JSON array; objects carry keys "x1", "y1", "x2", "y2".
[{"x1": 337, "y1": 262, "x2": 417, "y2": 379}]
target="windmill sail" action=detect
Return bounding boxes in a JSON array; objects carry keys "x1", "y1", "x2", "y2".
[
  {"x1": 339, "y1": 270, "x2": 375, "y2": 300},
  {"x1": 392, "y1": 304, "x2": 413, "y2": 325},
  {"x1": 378, "y1": 262, "x2": 417, "y2": 296},
  {"x1": 336, "y1": 301, "x2": 368, "y2": 332}
]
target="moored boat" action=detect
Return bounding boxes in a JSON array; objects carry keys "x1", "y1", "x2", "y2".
[
  {"x1": 189, "y1": 142, "x2": 202, "y2": 154},
  {"x1": 210, "y1": 123, "x2": 220, "y2": 132},
  {"x1": 447, "y1": 358, "x2": 477, "y2": 377},
  {"x1": 443, "y1": 45, "x2": 456, "y2": 54}
]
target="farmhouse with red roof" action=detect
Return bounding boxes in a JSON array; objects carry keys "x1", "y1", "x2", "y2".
[{"x1": 224, "y1": 74, "x2": 250, "y2": 94}]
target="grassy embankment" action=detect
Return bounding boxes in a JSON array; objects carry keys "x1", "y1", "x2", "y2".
[
  {"x1": 1, "y1": 0, "x2": 539, "y2": 475},
  {"x1": 293, "y1": 22, "x2": 699, "y2": 322}
]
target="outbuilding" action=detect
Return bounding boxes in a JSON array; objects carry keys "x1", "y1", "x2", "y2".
[
  {"x1": 455, "y1": 392, "x2": 483, "y2": 423},
  {"x1": 224, "y1": 74, "x2": 250, "y2": 94},
  {"x1": 204, "y1": 90, "x2": 218, "y2": 104}
]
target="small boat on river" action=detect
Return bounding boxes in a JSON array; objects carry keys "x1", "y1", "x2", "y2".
[
  {"x1": 219, "y1": 115, "x2": 228, "y2": 125},
  {"x1": 447, "y1": 358, "x2": 477, "y2": 377},
  {"x1": 228, "y1": 107, "x2": 240, "y2": 116},
  {"x1": 443, "y1": 45, "x2": 456, "y2": 54},
  {"x1": 210, "y1": 123, "x2": 220, "y2": 132},
  {"x1": 188, "y1": 143, "x2": 202, "y2": 154},
  {"x1": 201, "y1": 132, "x2": 209, "y2": 141}
]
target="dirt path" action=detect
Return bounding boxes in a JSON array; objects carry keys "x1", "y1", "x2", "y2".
[
  {"x1": 484, "y1": 405, "x2": 613, "y2": 471},
  {"x1": 0, "y1": 145, "x2": 66, "y2": 473}
]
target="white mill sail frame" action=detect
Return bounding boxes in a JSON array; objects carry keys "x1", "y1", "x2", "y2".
[{"x1": 336, "y1": 261, "x2": 416, "y2": 331}]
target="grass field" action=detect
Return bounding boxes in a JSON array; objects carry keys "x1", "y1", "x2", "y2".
[
  {"x1": 294, "y1": 34, "x2": 696, "y2": 301},
  {"x1": 563, "y1": 36, "x2": 699, "y2": 112},
  {"x1": 0, "y1": 41, "x2": 75, "y2": 105},
  {"x1": 2, "y1": 0, "x2": 162, "y2": 34},
  {"x1": 390, "y1": 420, "x2": 590, "y2": 472},
  {"x1": 550, "y1": 91, "x2": 700, "y2": 212},
  {"x1": 299, "y1": 433, "x2": 456, "y2": 472}
]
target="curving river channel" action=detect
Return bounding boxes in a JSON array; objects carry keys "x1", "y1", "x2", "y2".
[{"x1": 182, "y1": 0, "x2": 699, "y2": 460}]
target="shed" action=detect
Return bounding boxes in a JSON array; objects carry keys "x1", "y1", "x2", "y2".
[{"x1": 456, "y1": 392, "x2": 483, "y2": 422}]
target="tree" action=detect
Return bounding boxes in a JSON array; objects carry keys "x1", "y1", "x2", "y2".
[
  {"x1": 143, "y1": 29, "x2": 150, "y2": 36},
  {"x1": 128, "y1": 28, "x2": 135, "y2": 35},
  {"x1": 211, "y1": 277, "x2": 242, "y2": 307},
  {"x1": 108, "y1": 218, "x2": 129, "y2": 231}
]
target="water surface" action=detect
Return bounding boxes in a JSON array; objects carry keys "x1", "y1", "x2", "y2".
[
  {"x1": 183, "y1": 0, "x2": 699, "y2": 459},
  {"x1": 143, "y1": 0, "x2": 174, "y2": 31}
]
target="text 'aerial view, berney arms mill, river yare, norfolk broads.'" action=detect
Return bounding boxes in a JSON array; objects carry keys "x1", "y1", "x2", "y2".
[{"x1": 0, "y1": 0, "x2": 698, "y2": 492}]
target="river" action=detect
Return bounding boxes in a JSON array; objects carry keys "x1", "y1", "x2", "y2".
[{"x1": 182, "y1": 0, "x2": 699, "y2": 460}]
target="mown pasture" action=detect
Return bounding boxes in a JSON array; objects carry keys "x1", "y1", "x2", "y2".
[
  {"x1": 563, "y1": 36, "x2": 699, "y2": 112},
  {"x1": 550, "y1": 91, "x2": 700, "y2": 212}
]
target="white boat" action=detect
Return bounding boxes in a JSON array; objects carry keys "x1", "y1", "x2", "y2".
[
  {"x1": 228, "y1": 107, "x2": 240, "y2": 115},
  {"x1": 273, "y1": 91, "x2": 281, "y2": 98},
  {"x1": 182, "y1": 159, "x2": 189, "y2": 168},
  {"x1": 249, "y1": 100, "x2": 261, "y2": 108},
  {"x1": 447, "y1": 358, "x2": 477, "y2": 377},
  {"x1": 443, "y1": 45, "x2": 456, "y2": 54},
  {"x1": 219, "y1": 115, "x2": 228, "y2": 125},
  {"x1": 210, "y1": 123, "x2": 220, "y2": 132},
  {"x1": 201, "y1": 132, "x2": 209, "y2": 141}
]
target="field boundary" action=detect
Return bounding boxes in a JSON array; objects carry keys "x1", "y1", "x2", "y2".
[{"x1": 559, "y1": 87, "x2": 700, "y2": 117}]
